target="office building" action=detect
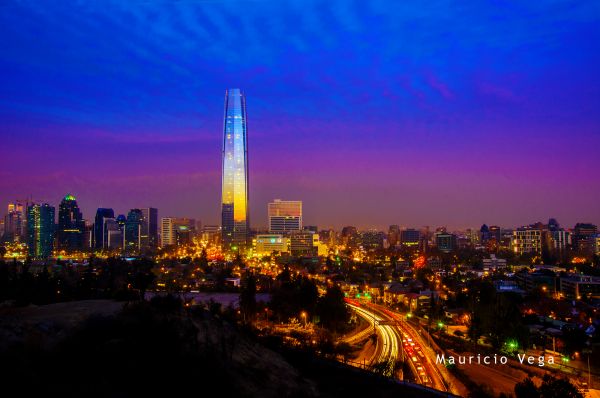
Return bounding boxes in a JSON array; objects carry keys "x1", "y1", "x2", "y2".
[
  {"x1": 161, "y1": 217, "x2": 195, "y2": 247},
  {"x1": 512, "y1": 226, "x2": 542, "y2": 255},
  {"x1": 290, "y1": 231, "x2": 318, "y2": 256},
  {"x1": 124, "y1": 209, "x2": 143, "y2": 254},
  {"x1": 268, "y1": 199, "x2": 302, "y2": 234},
  {"x1": 94, "y1": 208, "x2": 115, "y2": 250},
  {"x1": 57, "y1": 194, "x2": 85, "y2": 251},
  {"x1": 26, "y1": 203, "x2": 55, "y2": 258},
  {"x1": 221, "y1": 88, "x2": 249, "y2": 250},
  {"x1": 435, "y1": 232, "x2": 457, "y2": 253},
  {"x1": 140, "y1": 207, "x2": 158, "y2": 249},
  {"x1": 3, "y1": 202, "x2": 24, "y2": 242},
  {"x1": 560, "y1": 275, "x2": 600, "y2": 299},
  {"x1": 388, "y1": 225, "x2": 400, "y2": 246},
  {"x1": 254, "y1": 234, "x2": 288, "y2": 256},
  {"x1": 400, "y1": 228, "x2": 420, "y2": 246}
]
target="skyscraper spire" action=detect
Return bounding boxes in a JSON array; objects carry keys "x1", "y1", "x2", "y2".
[{"x1": 221, "y1": 88, "x2": 249, "y2": 250}]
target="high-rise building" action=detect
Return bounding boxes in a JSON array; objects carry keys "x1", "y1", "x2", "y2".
[
  {"x1": 221, "y1": 88, "x2": 249, "y2": 250},
  {"x1": 104, "y1": 218, "x2": 123, "y2": 250},
  {"x1": 435, "y1": 232, "x2": 457, "y2": 253},
  {"x1": 268, "y1": 199, "x2": 302, "y2": 234},
  {"x1": 140, "y1": 207, "x2": 158, "y2": 249},
  {"x1": 511, "y1": 226, "x2": 542, "y2": 255},
  {"x1": 57, "y1": 194, "x2": 85, "y2": 251},
  {"x1": 388, "y1": 225, "x2": 400, "y2": 247},
  {"x1": 360, "y1": 230, "x2": 385, "y2": 250},
  {"x1": 94, "y1": 208, "x2": 115, "y2": 250},
  {"x1": 26, "y1": 203, "x2": 55, "y2": 259},
  {"x1": 400, "y1": 228, "x2": 420, "y2": 246},
  {"x1": 124, "y1": 209, "x2": 143, "y2": 254},
  {"x1": 3, "y1": 202, "x2": 24, "y2": 243},
  {"x1": 341, "y1": 226, "x2": 358, "y2": 248},
  {"x1": 161, "y1": 217, "x2": 195, "y2": 247},
  {"x1": 572, "y1": 223, "x2": 598, "y2": 253}
]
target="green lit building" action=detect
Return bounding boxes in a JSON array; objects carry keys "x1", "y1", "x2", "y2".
[{"x1": 27, "y1": 203, "x2": 55, "y2": 259}]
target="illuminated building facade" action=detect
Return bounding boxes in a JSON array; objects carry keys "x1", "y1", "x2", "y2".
[
  {"x1": 221, "y1": 88, "x2": 249, "y2": 250},
  {"x1": 26, "y1": 203, "x2": 55, "y2": 258},
  {"x1": 3, "y1": 202, "x2": 24, "y2": 242},
  {"x1": 511, "y1": 227, "x2": 542, "y2": 255},
  {"x1": 268, "y1": 199, "x2": 302, "y2": 234},
  {"x1": 254, "y1": 234, "x2": 288, "y2": 256},
  {"x1": 57, "y1": 194, "x2": 85, "y2": 251}
]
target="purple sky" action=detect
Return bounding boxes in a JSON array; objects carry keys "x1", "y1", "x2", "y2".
[{"x1": 1, "y1": 1, "x2": 599, "y2": 230}]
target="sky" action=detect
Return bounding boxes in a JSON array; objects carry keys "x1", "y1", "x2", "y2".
[{"x1": 1, "y1": 0, "x2": 599, "y2": 231}]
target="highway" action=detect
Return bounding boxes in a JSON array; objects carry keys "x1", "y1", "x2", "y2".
[
  {"x1": 347, "y1": 303, "x2": 401, "y2": 368},
  {"x1": 345, "y1": 299, "x2": 457, "y2": 394}
]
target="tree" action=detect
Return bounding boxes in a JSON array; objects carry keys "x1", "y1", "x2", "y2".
[
  {"x1": 539, "y1": 375, "x2": 583, "y2": 398},
  {"x1": 239, "y1": 271, "x2": 257, "y2": 322},
  {"x1": 515, "y1": 377, "x2": 540, "y2": 398},
  {"x1": 316, "y1": 284, "x2": 350, "y2": 333},
  {"x1": 514, "y1": 375, "x2": 583, "y2": 398}
]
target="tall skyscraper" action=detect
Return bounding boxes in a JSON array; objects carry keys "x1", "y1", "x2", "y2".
[
  {"x1": 124, "y1": 209, "x2": 143, "y2": 254},
  {"x1": 3, "y1": 202, "x2": 24, "y2": 242},
  {"x1": 140, "y1": 207, "x2": 158, "y2": 249},
  {"x1": 57, "y1": 194, "x2": 85, "y2": 251},
  {"x1": 221, "y1": 88, "x2": 249, "y2": 250},
  {"x1": 26, "y1": 203, "x2": 55, "y2": 259},
  {"x1": 94, "y1": 208, "x2": 115, "y2": 250},
  {"x1": 268, "y1": 199, "x2": 302, "y2": 234}
]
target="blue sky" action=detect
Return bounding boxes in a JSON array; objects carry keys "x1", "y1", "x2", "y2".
[{"x1": 1, "y1": 0, "x2": 599, "y2": 229}]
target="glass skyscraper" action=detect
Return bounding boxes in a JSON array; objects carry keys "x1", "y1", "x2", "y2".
[
  {"x1": 57, "y1": 194, "x2": 85, "y2": 251},
  {"x1": 221, "y1": 88, "x2": 249, "y2": 250},
  {"x1": 26, "y1": 203, "x2": 55, "y2": 259}
]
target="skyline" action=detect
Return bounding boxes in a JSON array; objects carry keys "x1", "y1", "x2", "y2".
[{"x1": 1, "y1": 1, "x2": 599, "y2": 229}]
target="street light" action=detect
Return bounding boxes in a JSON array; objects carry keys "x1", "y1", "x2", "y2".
[{"x1": 301, "y1": 311, "x2": 307, "y2": 328}]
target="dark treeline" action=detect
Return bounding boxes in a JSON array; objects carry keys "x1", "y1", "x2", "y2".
[{"x1": 0, "y1": 257, "x2": 155, "y2": 305}]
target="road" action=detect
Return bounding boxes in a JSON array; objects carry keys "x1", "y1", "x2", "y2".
[
  {"x1": 347, "y1": 303, "x2": 401, "y2": 368},
  {"x1": 345, "y1": 299, "x2": 468, "y2": 396}
]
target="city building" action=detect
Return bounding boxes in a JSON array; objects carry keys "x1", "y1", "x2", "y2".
[
  {"x1": 435, "y1": 232, "x2": 457, "y2": 253},
  {"x1": 94, "y1": 208, "x2": 115, "y2": 250},
  {"x1": 254, "y1": 234, "x2": 288, "y2": 256},
  {"x1": 388, "y1": 225, "x2": 400, "y2": 247},
  {"x1": 400, "y1": 228, "x2": 420, "y2": 246},
  {"x1": 572, "y1": 223, "x2": 598, "y2": 253},
  {"x1": 26, "y1": 203, "x2": 55, "y2": 258},
  {"x1": 341, "y1": 226, "x2": 358, "y2": 248},
  {"x1": 359, "y1": 230, "x2": 385, "y2": 250},
  {"x1": 161, "y1": 217, "x2": 195, "y2": 247},
  {"x1": 104, "y1": 218, "x2": 123, "y2": 250},
  {"x1": 140, "y1": 207, "x2": 158, "y2": 250},
  {"x1": 560, "y1": 275, "x2": 600, "y2": 299},
  {"x1": 511, "y1": 226, "x2": 542, "y2": 255},
  {"x1": 268, "y1": 199, "x2": 302, "y2": 234},
  {"x1": 221, "y1": 88, "x2": 249, "y2": 250},
  {"x1": 3, "y1": 202, "x2": 24, "y2": 242},
  {"x1": 57, "y1": 194, "x2": 85, "y2": 251},
  {"x1": 124, "y1": 209, "x2": 143, "y2": 254},
  {"x1": 200, "y1": 225, "x2": 220, "y2": 244},
  {"x1": 482, "y1": 254, "x2": 507, "y2": 271},
  {"x1": 290, "y1": 231, "x2": 318, "y2": 256}
]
